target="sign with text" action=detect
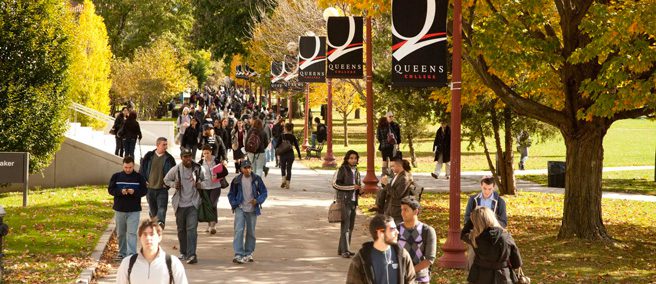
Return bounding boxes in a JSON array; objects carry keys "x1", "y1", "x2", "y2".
[
  {"x1": 0, "y1": 152, "x2": 28, "y2": 183},
  {"x1": 270, "y1": 61, "x2": 286, "y2": 89},
  {"x1": 392, "y1": 0, "x2": 448, "y2": 87},
  {"x1": 327, "y1": 16, "x2": 364, "y2": 79},
  {"x1": 298, "y1": 36, "x2": 327, "y2": 82}
]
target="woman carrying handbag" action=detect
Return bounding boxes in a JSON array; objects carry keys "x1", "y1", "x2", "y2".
[{"x1": 331, "y1": 150, "x2": 363, "y2": 259}]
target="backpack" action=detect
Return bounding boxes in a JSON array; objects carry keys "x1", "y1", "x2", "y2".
[
  {"x1": 127, "y1": 253, "x2": 173, "y2": 284},
  {"x1": 245, "y1": 130, "x2": 262, "y2": 153}
]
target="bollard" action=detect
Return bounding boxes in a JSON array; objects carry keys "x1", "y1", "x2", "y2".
[{"x1": 0, "y1": 205, "x2": 8, "y2": 281}]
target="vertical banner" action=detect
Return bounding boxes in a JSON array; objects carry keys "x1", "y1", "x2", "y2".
[
  {"x1": 392, "y1": 0, "x2": 448, "y2": 87},
  {"x1": 270, "y1": 61, "x2": 286, "y2": 89},
  {"x1": 327, "y1": 16, "x2": 364, "y2": 79},
  {"x1": 298, "y1": 36, "x2": 327, "y2": 83}
]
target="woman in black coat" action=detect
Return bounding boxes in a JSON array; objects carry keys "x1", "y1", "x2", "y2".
[
  {"x1": 432, "y1": 122, "x2": 451, "y2": 179},
  {"x1": 462, "y1": 207, "x2": 522, "y2": 284},
  {"x1": 181, "y1": 118, "x2": 201, "y2": 159},
  {"x1": 376, "y1": 117, "x2": 394, "y2": 177},
  {"x1": 118, "y1": 111, "x2": 142, "y2": 158}
]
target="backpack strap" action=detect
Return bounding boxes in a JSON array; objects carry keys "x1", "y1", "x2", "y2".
[
  {"x1": 165, "y1": 253, "x2": 173, "y2": 284},
  {"x1": 127, "y1": 254, "x2": 139, "y2": 284}
]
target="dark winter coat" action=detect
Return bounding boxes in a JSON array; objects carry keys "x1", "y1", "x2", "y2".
[
  {"x1": 199, "y1": 134, "x2": 227, "y2": 162},
  {"x1": 119, "y1": 118, "x2": 142, "y2": 140},
  {"x1": 462, "y1": 227, "x2": 522, "y2": 284},
  {"x1": 433, "y1": 126, "x2": 451, "y2": 162},
  {"x1": 107, "y1": 171, "x2": 148, "y2": 212},
  {"x1": 112, "y1": 114, "x2": 125, "y2": 137},
  {"x1": 181, "y1": 125, "x2": 200, "y2": 149},
  {"x1": 346, "y1": 242, "x2": 416, "y2": 284},
  {"x1": 376, "y1": 122, "x2": 402, "y2": 151},
  {"x1": 139, "y1": 150, "x2": 176, "y2": 188}
]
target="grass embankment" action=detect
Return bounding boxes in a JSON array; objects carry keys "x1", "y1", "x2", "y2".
[
  {"x1": 523, "y1": 170, "x2": 656, "y2": 196},
  {"x1": 0, "y1": 186, "x2": 113, "y2": 283},
  {"x1": 297, "y1": 114, "x2": 655, "y2": 173},
  {"x1": 359, "y1": 192, "x2": 656, "y2": 283}
]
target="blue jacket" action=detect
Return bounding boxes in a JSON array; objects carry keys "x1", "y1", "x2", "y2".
[
  {"x1": 464, "y1": 191, "x2": 507, "y2": 228},
  {"x1": 139, "y1": 150, "x2": 176, "y2": 188},
  {"x1": 228, "y1": 173, "x2": 268, "y2": 216}
]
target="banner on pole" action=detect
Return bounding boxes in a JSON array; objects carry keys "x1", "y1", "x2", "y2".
[
  {"x1": 298, "y1": 36, "x2": 327, "y2": 83},
  {"x1": 392, "y1": 0, "x2": 448, "y2": 87},
  {"x1": 270, "y1": 61, "x2": 286, "y2": 89},
  {"x1": 327, "y1": 16, "x2": 363, "y2": 79}
]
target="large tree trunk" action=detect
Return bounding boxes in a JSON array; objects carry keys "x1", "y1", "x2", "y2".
[
  {"x1": 490, "y1": 109, "x2": 510, "y2": 194},
  {"x1": 558, "y1": 126, "x2": 611, "y2": 241},
  {"x1": 408, "y1": 135, "x2": 417, "y2": 168},
  {"x1": 342, "y1": 114, "x2": 348, "y2": 146},
  {"x1": 502, "y1": 107, "x2": 516, "y2": 195}
]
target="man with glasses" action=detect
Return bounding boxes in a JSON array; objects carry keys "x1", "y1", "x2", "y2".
[{"x1": 347, "y1": 214, "x2": 416, "y2": 284}]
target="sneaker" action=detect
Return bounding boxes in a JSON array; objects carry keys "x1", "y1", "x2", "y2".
[
  {"x1": 446, "y1": 175, "x2": 450, "y2": 180},
  {"x1": 186, "y1": 255, "x2": 198, "y2": 264},
  {"x1": 114, "y1": 255, "x2": 124, "y2": 262},
  {"x1": 178, "y1": 254, "x2": 187, "y2": 260},
  {"x1": 431, "y1": 172, "x2": 438, "y2": 179},
  {"x1": 341, "y1": 252, "x2": 351, "y2": 258},
  {"x1": 243, "y1": 255, "x2": 254, "y2": 262},
  {"x1": 210, "y1": 227, "x2": 217, "y2": 235},
  {"x1": 233, "y1": 256, "x2": 245, "y2": 264},
  {"x1": 263, "y1": 167, "x2": 269, "y2": 177}
]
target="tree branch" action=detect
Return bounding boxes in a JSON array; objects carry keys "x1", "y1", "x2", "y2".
[{"x1": 611, "y1": 107, "x2": 655, "y2": 121}]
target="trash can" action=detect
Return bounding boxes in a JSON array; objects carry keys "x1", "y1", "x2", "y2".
[{"x1": 547, "y1": 161, "x2": 566, "y2": 188}]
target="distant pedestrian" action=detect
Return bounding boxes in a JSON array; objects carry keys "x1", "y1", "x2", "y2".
[
  {"x1": 112, "y1": 107, "x2": 129, "y2": 157},
  {"x1": 231, "y1": 120, "x2": 248, "y2": 173},
  {"x1": 199, "y1": 123, "x2": 227, "y2": 163},
  {"x1": 346, "y1": 214, "x2": 416, "y2": 284},
  {"x1": 431, "y1": 121, "x2": 450, "y2": 179},
  {"x1": 163, "y1": 148, "x2": 204, "y2": 264},
  {"x1": 108, "y1": 156, "x2": 148, "y2": 261},
  {"x1": 118, "y1": 111, "x2": 142, "y2": 158},
  {"x1": 516, "y1": 130, "x2": 531, "y2": 170},
  {"x1": 181, "y1": 118, "x2": 200, "y2": 159},
  {"x1": 311, "y1": 117, "x2": 327, "y2": 147},
  {"x1": 198, "y1": 145, "x2": 228, "y2": 234},
  {"x1": 461, "y1": 207, "x2": 522, "y2": 284},
  {"x1": 398, "y1": 196, "x2": 437, "y2": 284},
  {"x1": 245, "y1": 118, "x2": 269, "y2": 177},
  {"x1": 379, "y1": 158, "x2": 415, "y2": 224},
  {"x1": 176, "y1": 107, "x2": 191, "y2": 145},
  {"x1": 116, "y1": 219, "x2": 188, "y2": 284},
  {"x1": 278, "y1": 122, "x2": 302, "y2": 189},
  {"x1": 140, "y1": 137, "x2": 176, "y2": 230},
  {"x1": 228, "y1": 160, "x2": 268, "y2": 264},
  {"x1": 332, "y1": 150, "x2": 362, "y2": 259}
]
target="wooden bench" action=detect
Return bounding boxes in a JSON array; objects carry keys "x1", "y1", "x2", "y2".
[{"x1": 305, "y1": 142, "x2": 324, "y2": 159}]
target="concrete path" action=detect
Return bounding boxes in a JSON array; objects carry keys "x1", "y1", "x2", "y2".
[{"x1": 97, "y1": 156, "x2": 371, "y2": 283}]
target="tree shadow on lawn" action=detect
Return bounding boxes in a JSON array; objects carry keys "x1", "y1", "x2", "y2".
[{"x1": 603, "y1": 178, "x2": 656, "y2": 195}]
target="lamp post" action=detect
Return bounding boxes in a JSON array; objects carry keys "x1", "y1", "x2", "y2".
[
  {"x1": 438, "y1": 0, "x2": 468, "y2": 268},
  {"x1": 322, "y1": 7, "x2": 340, "y2": 168},
  {"x1": 302, "y1": 83, "x2": 311, "y2": 151},
  {"x1": 361, "y1": 15, "x2": 379, "y2": 193}
]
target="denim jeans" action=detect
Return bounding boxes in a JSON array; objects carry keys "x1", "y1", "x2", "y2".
[
  {"x1": 175, "y1": 206, "x2": 199, "y2": 257},
  {"x1": 123, "y1": 138, "x2": 137, "y2": 157},
  {"x1": 310, "y1": 134, "x2": 317, "y2": 147},
  {"x1": 147, "y1": 189, "x2": 169, "y2": 227},
  {"x1": 247, "y1": 152, "x2": 266, "y2": 177},
  {"x1": 115, "y1": 211, "x2": 140, "y2": 257},
  {"x1": 265, "y1": 145, "x2": 274, "y2": 163},
  {"x1": 233, "y1": 207, "x2": 258, "y2": 257}
]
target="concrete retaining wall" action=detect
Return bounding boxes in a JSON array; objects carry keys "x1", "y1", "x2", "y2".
[{"x1": 139, "y1": 121, "x2": 175, "y2": 145}]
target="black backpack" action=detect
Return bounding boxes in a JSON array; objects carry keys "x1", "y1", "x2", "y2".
[{"x1": 127, "y1": 253, "x2": 173, "y2": 283}]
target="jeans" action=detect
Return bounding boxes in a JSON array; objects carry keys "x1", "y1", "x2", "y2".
[
  {"x1": 115, "y1": 136, "x2": 124, "y2": 157},
  {"x1": 147, "y1": 189, "x2": 169, "y2": 227},
  {"x1": 338, "y1": 199, "x2": 357, "y2": 255},
  {"x1": 233, "y1": 207, "x2": 258, "y2": 257},
  {"x1": 115, "y1": 211, "x2": 140, "y2": 257},
  {"x1": 279, "y1": 153, "x2": 294, "y2": 181},
  {"x1": 175, "y1": 206, "x2": 199, "y2": 257},
  {"x1": 124, "y1": 138, "x2": 137, "y2": 158},
  {"x1": 265, "y1": 145, "x2": 274, "y2": 163},
  {"x1": 247, "y1": 152, "x2": 266, "y2": 177},
  {"x1": 310, "y1": 133, "x2": 317, "y2": 147}
]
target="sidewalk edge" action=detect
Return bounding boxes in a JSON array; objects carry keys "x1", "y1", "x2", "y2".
[{"x1": 75, "y1": 219, "x2": 116, "y2": 284}]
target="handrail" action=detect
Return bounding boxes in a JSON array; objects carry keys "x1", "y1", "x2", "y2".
[{"x1": 69, "y1": 102, "x2": 115, "y2": 122}]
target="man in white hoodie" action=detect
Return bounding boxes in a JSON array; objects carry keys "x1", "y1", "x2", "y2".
[{"x1": 116, "y1": 219, "x2": 188, "y2": 284}]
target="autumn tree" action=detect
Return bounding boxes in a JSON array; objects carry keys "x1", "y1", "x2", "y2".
[
  {"x1": 459, "y1": 0, "x2": 656, "y2": 240},
  {"x1": 69, "y1": 0, "x2": 112, "y2": 129},
  {"x1": 0, "y1": 0, "x2": 74, "y2": 173},
  {"x1": 187, "y1": 49, "x2": 214, "y2": 89},
  {"x1": 331, "y1": 80, "x2": 364, "y2": 146}
]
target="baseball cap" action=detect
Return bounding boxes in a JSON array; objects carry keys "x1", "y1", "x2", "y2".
[
  {"x1": 181, "y1": 148, "x2": 193, "y2": 157},
  {"x1": 240, "y1": 160, "x2": 252, "y2": 169}
]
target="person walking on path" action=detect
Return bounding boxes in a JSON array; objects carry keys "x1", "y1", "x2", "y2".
[
  {"x1": 461, "y1": 207, "x2": 522, "y2": 284},
  {"x1": 431, "y1": 121, "x2": 450, "y2": 179},
  {"x1": 199, "y1": 123, "x2": 227, "y2": 163},
  {"x1": 163, "y1": 148, "x2": 205, "y2": 264},
  {"x1": 116, "y1": 219, "x2": 189, "y2": 284},
  {"x1": 112, "y1": 107, "x2": 128, "y2": 157},
  {"x1": 198, "y1": 145, "x2": 229, "y2": 234},
  {"x1": 231, "y1": 120, "x2": 248, "y2": 173},
  {"x1": 516, "y1": 130, "x2": 531, "y2": 170},
  {"x1": 177, "y1": 107, "x2": 191, "y2": 145},
  {"x1": 332, "y1": 150, "x2": 363, "y2": 259},
  {"x1": 278, "y1": 122, "x2": 302, "y2": 189},
  {"x1": 140, "y1": 137, "x2": 176, "y2": 230},
  {"x1": 118, "y1": 110, "x2": 142, "y2": 158},
  {"x1": 271, "y1": 117, "x2": 285, "y2": 167},
  {"x1": 108, "y1": 156, "x2": 148, "y2": 261},
  {"x1": 346, "y1": 214, "x2": 416, "y2": 284},
  {"x1": 181, "y1": 118, "x2": 201, "y2": 159},
  {"x1": 245, "y1": 118, "x2": 269, "y2": 177},
  {"x1": 228, "y1": 160, "x2": 269, "y2": 264},
  {"x1": 398, "y1": 196, "x2": 437, "y2": 284},
  {"x1": 380, "y1": 158, "x2": 415, "y2": 225}
]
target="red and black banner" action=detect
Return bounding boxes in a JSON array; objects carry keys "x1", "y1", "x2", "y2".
[
  {"x1": 270, "y1": 61, "x2": 286, "y2": 89},
  {"x1": 392, "y1": 0, "x2": 448, "y2": 87},
  {"x1": 327, "y1": 16, "x2": 363, "y2": 79},
  {"x1": 298, "y1": 36, "x2": 326, "y2": 83}
]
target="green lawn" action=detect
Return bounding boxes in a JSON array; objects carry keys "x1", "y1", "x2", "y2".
[
  {"x1": 297, "y1": 113, "x2": 655, "y2": 175},
  {"x1": 522, "y1": 170, "x2": 656, "y2": 196},
  {"x1": 0, "y1": 186, "x2": 113, "y2": 283},
  {"x1": 359, "y1": 192, "x2": 656, "y2": 283}
]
